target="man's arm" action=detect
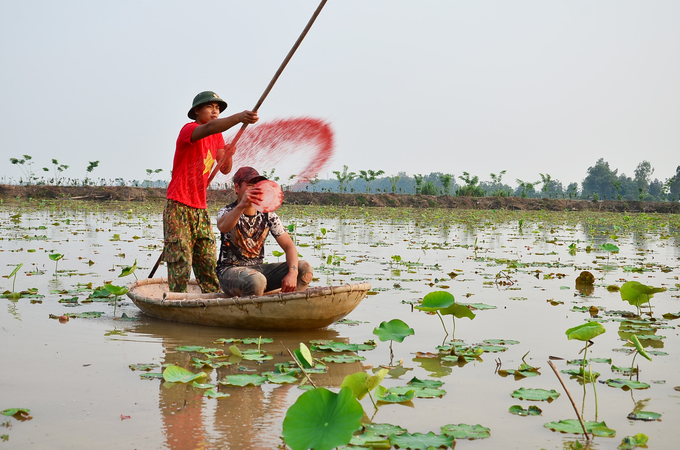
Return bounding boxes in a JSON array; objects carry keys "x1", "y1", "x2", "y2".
[
  {"x1": 215, "y1": 144, "x2": 235, "y2": 175},
  {"x1": 191, "y1": 110, "x2": 258, "y2": 143},
  {"x1": 216, "y1": 186, "x2": 264, "y2": 233},
  {"x1": 275, "y1": 233, "x2": 299, "y2": 292}
]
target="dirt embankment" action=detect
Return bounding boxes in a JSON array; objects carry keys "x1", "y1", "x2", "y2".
[{"x1": 1, "y1": 184, "x2": 678, "y2": 213}]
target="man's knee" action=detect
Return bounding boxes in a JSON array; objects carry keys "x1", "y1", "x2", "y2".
[
  {"x1": 297, "y1": 260, "x2": 313, "y2": 287},
  {"x1": 220, "y1": 267, "x2": 267, "y2": 297}
]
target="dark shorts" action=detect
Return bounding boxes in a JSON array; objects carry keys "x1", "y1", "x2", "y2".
[{"x1": 217, "y1": 261, "x2": 313, "y2": 297}]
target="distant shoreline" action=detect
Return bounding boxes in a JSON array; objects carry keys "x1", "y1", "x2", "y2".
[{"x1": 1, "y1": 184, "x2": 678, "y2": 213}]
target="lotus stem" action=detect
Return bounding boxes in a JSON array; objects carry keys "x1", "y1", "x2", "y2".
[
  {"x1": 589, "y1": 364, "x2": 599, "y2": 421},
  {"x1": 282, "y1": 344, "x2": 317, "y2": 389},
  {"x1": 548, "y1": 361, "x2": 590, "y2": 441},
  {"x1": 435, "y1": 311, "x2": 448, "y2": 336},
  {"x1": 630, "y1": 352, "x2": 638, "y2": 381}
]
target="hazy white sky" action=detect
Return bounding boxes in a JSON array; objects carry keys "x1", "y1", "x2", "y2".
[{"x1": 2, "y1": 1, "x2": 679, "y2": 187}]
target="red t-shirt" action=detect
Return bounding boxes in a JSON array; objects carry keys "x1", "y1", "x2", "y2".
[{"x1": 166, "y1": 122, "x2": 225, "y2": 209}]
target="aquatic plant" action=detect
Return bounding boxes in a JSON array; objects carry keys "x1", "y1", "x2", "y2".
[
  {"x1": 48, "y1": 253, "x2": 63, "y2": 276},
  {"x1": 373, "y1": 319, "x2": 414, "y2": 364},
  {"x1": 415, "y1": 290, "x2": 475, "y2": 338},
  {"x1": 566, "y1": 322, "x2": 606, "y2": 417},
  {"x1": 620, "y1": 281, "x2": 665, "y2": 317}
]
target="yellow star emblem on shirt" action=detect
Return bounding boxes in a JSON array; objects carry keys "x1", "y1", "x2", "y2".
[{"x1": 203, "y1": 152, "x2": 215, "y2": 175}]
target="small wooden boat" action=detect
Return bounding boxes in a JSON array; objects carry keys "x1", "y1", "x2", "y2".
[{"x1": 126, "y1": 278, "x2": 371, "y2": 331}]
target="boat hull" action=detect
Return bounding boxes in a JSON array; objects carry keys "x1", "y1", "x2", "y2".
[{"x1": 126, "y1": 278, "x2": 371, "y2": 330}]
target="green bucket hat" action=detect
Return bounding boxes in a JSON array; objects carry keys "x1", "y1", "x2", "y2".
[{"x1": 188, "y1": 91, "x2": 228, "y2": 120}]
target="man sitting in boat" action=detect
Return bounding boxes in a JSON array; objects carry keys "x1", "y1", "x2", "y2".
[{"x1": 215, "y1": 167, "x2": 313, "y2": 297}]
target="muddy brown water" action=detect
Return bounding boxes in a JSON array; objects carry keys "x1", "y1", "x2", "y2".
[{"x1": 1, "y1": 203, "x2": 679, "y2": 449}]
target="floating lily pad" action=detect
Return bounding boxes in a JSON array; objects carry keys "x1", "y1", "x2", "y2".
[
  {"x1": 204, "y1": 388, "x2": 230, "y2": 399},
  {"x1": 373, "y1": 319, "x2": 415, "y2": 343},
  {"x1": 509, "y1": 405, "x2": 542, "y2": 416},
  {"x1": 440, "y1": 423, "x2": 490, "y2": 440},
  {"x1": 176, "y1": 345, "x2": 205, "y2": 352},
  {"x1": 1, "y1": 408, "x2": 30, "y2": 417},
  {"x1": 162, "y1": 366, "x2": 207, "y2": 384},
  {"x1": 129, "y1": 363, "x2": 158, "y2": 371},
  {"x1": 191, "y1": 381, "x2": 216, "y2": 389},
  {"x1": 511, "y1": 388, "x2": 560, "y2": 401},
  {"x1": 341, "y1": 369, "x2": 388, "y2": 400},
  {"x1": 219, "y1": 374, "x2": 266, "y2": 387},
  {"x1": 483, "y1": 339, "x2": 519, "y2": 345},
  {"x1": 627, "y1": 411, "x2": 661, "y2": 421},
  {"x1": 388, "y1": 431, "x2": 454, "y2": 449},
  {"x1": 375, "y1": 385, "x2": 415, "y2": 403},
  {"x1": 618, "y1": 433, "x2": 649, "y2": 449},
  {"x1": 387, "y1": 386, "x2": 446, "y2": 398},
  {"x1": 407, "y1": 377, "x2": 443, "y2": 389},
  {"x1": 321, "y1": 354, "x2": 365, "y2": 364},
  {"x1": 605, "y1": 378, "x2": 650, "y2": 390},
  {"x1": 544, "y1": 419, "x2": 615, "y2": 437},
  {"x1": 140, "y1": 372, "x2": 163, "y2": 380}
]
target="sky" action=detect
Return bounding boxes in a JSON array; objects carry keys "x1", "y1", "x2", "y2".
[{"x1": 2, "y1": 1, "x2": 679, "y2": 188}]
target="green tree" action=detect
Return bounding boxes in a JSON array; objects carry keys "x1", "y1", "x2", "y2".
[
  {"x1": 666, "y1": 167, "x2": 680, "y2": 201},
  {"x1": 438, "y1": 174, "x2": 453, "y2": 196},
  {"x1": 413, "y1": 174, "x2": 424, "y2": 194},
  {"x1": 634, "y1": 160, "x2": 654, "y2": 196},
  {"x1": 388, "y1": 175, "x2": 401, "y2": 193},
  {"x1": 421, "y1": 181, "x2": 438, "y2": 195},
  {"x1": 332, "y1": 165, "x2": 356, "y2": 193},
  {"x1": 515, "y1": 178, "x2": 540, "y2": 198},
  {"x1": 456, "y1": 172, "x2": 485, "y2": 197},
  {"x1": 358, "y1": 169, "x2": 385, "y2": 193},
  {"x1": 9, "y1": 155, "x2": 36, "y2": 184},
  {"x1": 581, "y1": 158, "x2": 618, "y2": 200},
  {"x1": 84, "y1": 161, "x2": 100, "y2": 186}
]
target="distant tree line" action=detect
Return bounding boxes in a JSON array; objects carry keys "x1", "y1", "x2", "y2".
[{"x1": 296, "y1": 159, "x2": 680, "y2": 202}]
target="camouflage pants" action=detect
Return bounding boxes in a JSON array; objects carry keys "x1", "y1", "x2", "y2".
[
  {"x1": 218, "y1": 261, "x2": 313, "y2": 297},
  {"x1": 163, "y1": 200, "x2": 220, "y2": 293}
]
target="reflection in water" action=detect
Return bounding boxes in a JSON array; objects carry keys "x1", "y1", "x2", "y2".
[{"x1": 129, "y1": 317, "x2": 365, "y2": 449}]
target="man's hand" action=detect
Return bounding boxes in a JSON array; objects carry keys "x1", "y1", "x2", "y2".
[
  {"x1": 218, "y1": 144, "x2": 236, "y2": 174},
  {"x1": 281, "y1": 269, "x2": 297, "y2": 292},
  {"x1": 237, "y1": 185, "x2": 264, "y2": 209},
  {"x1": 240, "y1": 110, "x2": 259, "y2": 125}
]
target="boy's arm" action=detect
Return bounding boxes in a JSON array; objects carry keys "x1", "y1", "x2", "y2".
[
  {"x1": 191, "y1": 110, "x2": 258, "y2": 143},
  {"x1": 274, "y1": 233, "x2": 299, "y2": 292},
  {"x1": 216, "y1": 144, "x2": 235, "y2": 175}
]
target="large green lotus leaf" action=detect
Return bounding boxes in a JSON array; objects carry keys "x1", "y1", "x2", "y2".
[
  {"x1": 415, "y1": 291, "x2": 454, "y2": 312},
  {"x1": 627, "y1": 411, "x2": 661, "y2": 421},
  {"x1": 629, "y1": 335, "x2": 652, "y2": 361},
  {"x1": 242, "y1": 337, "x2": 273, "y2": 344},
  {"x1": 104, "y1": 283, "x2": 128, "y2": 296},
  {"x1": 341, "y1": 369, "x2": 388, "y2": 400},
  {"x1": 566, "y1": 322, "x2": 606, "y2": 341},
  {"x1": 162, "y1": 366, "x2": 207, "y2": 383},
  {"x1": 620, "y1": 281, "x2": 665, "y2": 307},
  {"x1": 511, "y1": 388, "x2": 560, "y2": 401},
  {"x1": 605, "y1": 378, "x2": 650, "y2": 390},
  {"x1": 219, "y1": 374, "x2": 266, "y2": 387},
  {"x1": 407, "y1": 377, "x2": 443, "y2": 389},
  {"x1": 441, "y1": 423, "x2": 490, "y2": 440},
  {"x1": 509, "y1": 405, "x2": 542, "y2": 416},
  {"x1": 440, "y1": 302, "x2": 476, "y2": 320},
  {"x1": 282, "y1": 387, "x2": 363, "y2": 450},
  {"x1": 375, "y1": 385, "x2": 415, "y2": 403},
  {"x1": 388, "y1": 431, "x2": 454, "y2": 449},
  {"x1": 118, "y1": 259, "x2": 137, "y2": 277},
  {"x1": 544, "y1": 419, "x2": 615, "y2": 436},
  {"x1": 373, "y1": 319, "x2": 415, "y2": 343},
  {"x1": 619, "y1": 433, "x2": 649, "y2": 449},
  {"x1": 49, "y1": 253, "x2": 64, "y2": 261}
]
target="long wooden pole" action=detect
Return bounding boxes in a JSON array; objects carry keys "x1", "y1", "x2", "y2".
[
  {"x1": 548, "y1": 361, "x2": 591, "y2": 441},
  {"x1": 149, "y1": 0, "x2": 327, "y2": 279},
  {"x1": 206, "y1": 0, "x2": 328, "y2": 186}
]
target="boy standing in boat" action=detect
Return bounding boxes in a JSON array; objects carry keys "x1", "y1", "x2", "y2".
[
  {"x1": 216, "y1": 167, "x2": 313, "y2": 297},
  {"x1": 164, "y1": 91, "x2": 259, "y2": 293}
]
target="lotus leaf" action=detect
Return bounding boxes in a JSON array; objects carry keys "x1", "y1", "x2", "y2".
[
  {"x1": 620, "y1": 281, "x2": 665, "y2": 308},
  {"x1": 407, "y1": 377, "x2": 443, "y2": 389},
  {"x1": 600, "y1": 243, "x2": 619, "y2": 253},
  {"x1": 618, "y1": 433, "x2": 649, "y2": 449},
  {"x1": 439, "y1": 302, "x2": 476, "y2": 320},
  {"x1": 282, "y1": 387, "x2": 363, "y2": 450},
  {"x1": 118, "y1": 259, "x2": 137, "y2": 277},
  {"x1": 545, "y1": 419, "x2": 615, "y2": 437},
  {"x1": 565, "y1": 322, "x2": 606, "y2": 341},
  {"x1": 373, "y1": 319, "x2": 415, "y2": 343},
  {"x1": 348, "y1": 432, "x2": 391, "y2": 447},
  {"x1": 605, "y1": 378, "x2": 650, "y2": 390},
  {"x1": 140, "y1": 372, "x2": 163, "y2": 380},
  {"x1": 204, "y1": 388, "x2": 230, "y2": 399},
  {"x1": 263, "y1": 371, "x2": 299, "y2": 384},
  {"x1": 511, "y1": 387, "x2": 560, "y2": 401},
  {"x1": 375, "y1": 385, "x2": 415, "y2": 403},
  {"x1": 629, "y1": 335, "x2": 652, "y2": 361},
  {"x1": 104, "y1": 283, "x2": 128, "y2": 296},
  {"x1": 363, "y1": 423, "x2": 408, "y2": 436},
  {"x1": 415, "y1": 291, "x2": 454, "y2": 312},
  {"x1": 458, "y1": 302, "x2": 497, "y2": 310},
  {"x1": 176, "y1": 345, "x2": 205, "y2": 352},
  {"x1": 387, "y1": 385, "x2": 446, "y2": 398},
  {"x1": 321, "y1": 354, "x2": 365, "y2": 363},
  {"x1": 627, "y1": 411, "x2": 661, "y2": 421},
  {"x1": 341, "y1": 368, "x2": 388, "y2": 400},
  {"x1": 476, "y1": 345, "x2": 507, "y2": 353},
  {"x1": 1, "y1": 408, "x2": 30, "y2": 417},
  {"x1": 295, "y1": 343, "x2": 314, "y2": 368},
  {"x1": 388, "y1": 431, "x2": 454, "y2": 449},
  {"x1": 129, "y1": 363, "x2": 158, "y2": 371},
  {"x1": 191, "y1": 381, "x2": 216, "y2": 389},
  {"x1": 508, "y1": 405, "x2": 542, "y2": 416},
  {"x1": 441, "y1": 423, "x2": 490, "y2": 439},
  {"x1": 219, "y1": 374, "x2": 266, "y2": 387},
  {"x1": 49, "y1": 253, "x2": 64, "y2": 261},
  {"x1": 483, "y1": 339, "x2": 519, "y2": 345},
  {"x1": 162, "y1": 366, "x2": 207, "y2": 384}
]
